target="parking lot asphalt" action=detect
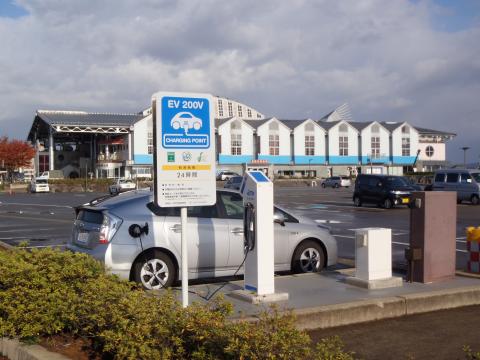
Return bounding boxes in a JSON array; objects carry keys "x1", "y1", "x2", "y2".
[
  {"x1": 2, "y1": 187, "x2": 480, "y2": 360},
  {"x1": 0, "y1": 186, "x2": 478, "y2": 270}
]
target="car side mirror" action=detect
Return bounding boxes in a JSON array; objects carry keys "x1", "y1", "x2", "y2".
[{"x1": 273, "y1": 212, "x2": 286, "y2": 226}]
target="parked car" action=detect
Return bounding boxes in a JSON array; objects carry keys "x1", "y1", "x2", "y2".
[
  {"x1": 216, "y1": 170, "x2": 240, "y2": 181},
  {"x1": 223, "y1": 176, "x2": 243, "y2": 190},
  {"x1": 109, "y1": 178, "x2": 136, "y2": 195},
  {"x1": 431, "y1": 169, "x2": 480, "y2": 205},
  {"x1": 30, "y1": 178, "x2": 50, "y2": 193},
  {"x1": 36, "y1": 170, "x2": 64, "y2": 180},
  {"x1": 322, "y1": 176, "x2": 351, "y2": 188},
  {"x1": 67, "y1": 189, "x2": 338, "y2": 290},
  {"x1": 353, "y1": 174, "x2": 418, "y2": 209}
]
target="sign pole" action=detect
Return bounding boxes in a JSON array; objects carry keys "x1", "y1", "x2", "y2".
[{"x1": 181, "y1": 207, "x2": 188, "y2": 307}]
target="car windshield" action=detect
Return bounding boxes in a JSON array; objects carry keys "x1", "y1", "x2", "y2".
[
  {"x1": 387, "y1": 177, "x2": 410, "y2": 187},
  {"x1": 35, "y1": 179, "x2": 48, "y2": 184},
  {"x1": 471, "y1": 173, "x2": 480, "y2": 182}
]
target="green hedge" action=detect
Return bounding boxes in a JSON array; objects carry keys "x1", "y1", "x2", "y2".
[{"x1": 0, "y1": 248, "x2": 354, "y2": 359}]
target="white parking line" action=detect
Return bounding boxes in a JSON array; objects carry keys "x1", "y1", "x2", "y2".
[
  {"x1": 335, "y1": 234, "x2": 469, "y2": 244},
  {"x1": 0, "y1": 228, "x2": 56, "y2": 233},
  {"x1": 0, "y1": 202, "x2": 72, "y2": 208}
]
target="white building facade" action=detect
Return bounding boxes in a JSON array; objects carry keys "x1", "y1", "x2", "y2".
[{"x1": 27, "y1": 99, "x2": 455, "y2": 179}]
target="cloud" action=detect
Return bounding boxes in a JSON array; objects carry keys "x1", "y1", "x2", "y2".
[{"x1": 0, "y1": 0, "x2": 479, "y2": 162}]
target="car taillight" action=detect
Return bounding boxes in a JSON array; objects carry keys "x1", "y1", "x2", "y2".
[{"x1": 99, "y1": 212, "x2": 123, "y2": 244}]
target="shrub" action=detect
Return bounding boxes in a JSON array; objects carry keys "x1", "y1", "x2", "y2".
[
  {"x1": 313, "y1": 336, "x2": 355, "y2": 360},
  {"x1": 464, "y1": 345, "x2": 480, "y2": 360},
  {"x1": 0, "y1": 248, "x2": 355, "y2": 359}
]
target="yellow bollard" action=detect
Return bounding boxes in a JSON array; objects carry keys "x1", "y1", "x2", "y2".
[{"x1": 467, "y1": 227, "x2": 480, "y2": 273}]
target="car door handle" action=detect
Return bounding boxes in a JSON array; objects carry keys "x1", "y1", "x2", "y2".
[
  {"x1": 230, "y1": 228, "x2": 244, "y2": 235},
  {"x1": 169, "y1": 224, "x2": 182, "y2": 233}
]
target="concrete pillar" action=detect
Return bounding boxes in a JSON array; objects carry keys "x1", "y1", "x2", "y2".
[
  {"x1": 128, "y1": 133, "x2": 132, "y2": 161},
  {"x1": 48, "y1": 129, "x2": 54, "y2": 170}
]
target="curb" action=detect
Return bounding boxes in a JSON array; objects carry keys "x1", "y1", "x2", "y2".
[
  {"x1": 231, "y1": 284, "x2": 480, "y2": 331},
  {"x1": 0, "y1": 338, "x2": 69, "y2": 360},
  {"x1": 0, "y1": 240, "x2": 14, "y2": 250}
]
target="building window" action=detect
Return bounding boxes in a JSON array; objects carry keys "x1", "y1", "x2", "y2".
[
  {"x1": 426, "y1": 145, "x2": 434, "y2": 157},
  {"x1": 228, "y1": 102, "x2": 233, "y2": 117},
  {"x1": 371, "y1": 136, "x2": 380, "y2": 158},
  {"x1": 305, "y1": 135, "x2": 315, "y2": 156},
  {"x1": 257, "y1": 114, "x2": 262, "y2": 119},
  {"x1": 339, "y1": 136, "x2": 348, "y2": 156},
  {"x1": 247, "y1": 109, "x2": 252, "y2": 118},
  {"x1": 371, "y1": 124, "x2": 380, "y2": 133},
  {"x1": 237, "y1": 105, "x2": 243, "y2": 118},
  {"x1": 218, "y1": 100, "x2": 224, "y2": 117},
  {"x1": 269, "y1": 135, "x2": 279, "y2": 155},
  {"x1": 402, "y1": 137, "x2": 410, "y2": 156},
  {"x1": 147, "y1": 132, "x2": 153, "y2": 154},
  {"x1": 39, "y1": 155, "x2": 49, "y2": 173},
  {"x1": 231, "y1": 134, "x2": 242, "y2": 155}
]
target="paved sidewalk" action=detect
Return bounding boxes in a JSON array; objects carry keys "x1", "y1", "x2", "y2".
[{"x1": 181, "y1": 267, "x2": 480, "y2": 329}]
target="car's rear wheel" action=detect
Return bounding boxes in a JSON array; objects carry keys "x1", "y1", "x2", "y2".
[
  {"x1": 292, "y1": 240, "x2": 325, "y2": 273},
  {"x1": 383, "y1": 198, "x2": 393, "y2": 209},
  {"x1": 133, "y1": 250, "x2": 176, "y2": 290},
  {"x1": 334, "y1": 183, "x2": 339, "y2": 188},
  {"x1": 471, "y1": 195, "x2": 479, "y2": 205},
  {"x1": 321, "y1": 183, "x2": 326, "y2": 188},
  {"x1": 353, "y1": 196, "x2": 362, "y2": 207}
]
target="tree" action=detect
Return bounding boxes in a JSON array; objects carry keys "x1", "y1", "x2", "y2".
[{"x1": 0, "y1": 137, "x2": 36, "y2": 180}]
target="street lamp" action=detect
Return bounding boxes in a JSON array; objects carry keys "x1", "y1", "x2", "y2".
[{"x1": 461, "y1": 147, "x2": 470, "y2": 168}]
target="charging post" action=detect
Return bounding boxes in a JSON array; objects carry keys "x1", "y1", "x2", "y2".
[{"x1": 231, "y1": 171, "x2": 288, "y2": 303}]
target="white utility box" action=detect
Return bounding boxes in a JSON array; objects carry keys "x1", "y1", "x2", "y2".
[{"x1": 346, "y1": 227, "x2": 402, "y2": 289}]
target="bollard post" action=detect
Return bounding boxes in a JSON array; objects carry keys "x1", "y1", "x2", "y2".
[{"x1": 467, "y1": 227, "x2": 480, "y2": 273}]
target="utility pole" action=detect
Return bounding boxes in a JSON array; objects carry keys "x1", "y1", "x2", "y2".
[{"x1": 461, "y1": 147, "x2": 470, "y2": 168}]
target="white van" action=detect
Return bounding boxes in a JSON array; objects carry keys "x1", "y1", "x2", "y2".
[
  {"x1": 431, "y1": 169, "x2": 480, "y2": 205},
  {"x1": 30, "y1": 178, "x2": 50, "y2": 193}
]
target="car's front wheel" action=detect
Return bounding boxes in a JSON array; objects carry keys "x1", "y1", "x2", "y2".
[
  {"x1": 321, "y1": 183, "x2": 326, "y2": 188},
  {"x1": 383, "y1": 198, "x2": 393, "y2": 209},
  {"x1": 292, "y1": 240, "x2": 325, "y2": 273},
  {"x1": 133, "y1": 250, "x2": 176, "y2": 290}
]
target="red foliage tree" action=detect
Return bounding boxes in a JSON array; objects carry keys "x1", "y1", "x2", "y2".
[{"x1": 0, "y1": 137, "x2": 36, "y2": 175}]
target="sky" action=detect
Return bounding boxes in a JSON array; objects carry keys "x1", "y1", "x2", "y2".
[{"x1": 0, "y1": 0, "x2": 479, "y2": 164}]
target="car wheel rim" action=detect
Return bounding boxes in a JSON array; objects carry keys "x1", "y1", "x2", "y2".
[
  {"x1": 299, "y1": 248, "x2": 321, "y2": 272},
  {"x1": 140, "y1": 259, "x2": 169, "y2": 290}
]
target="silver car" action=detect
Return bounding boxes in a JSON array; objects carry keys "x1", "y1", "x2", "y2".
[
  {"x1": 67, "y1": 189, "x2": 337, "y2": 290},
  {"x1": 321, "y1": 176, "x2": 351, "y2": 188}
]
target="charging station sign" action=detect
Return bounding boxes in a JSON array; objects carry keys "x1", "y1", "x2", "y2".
[{"x1": 153, "y1": 92, "x2": 216, "y2": 207}]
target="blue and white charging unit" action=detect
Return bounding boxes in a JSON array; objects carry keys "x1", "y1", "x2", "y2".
[{"x1": 234, "y1": 171, "x2": 288, "y2": 303}]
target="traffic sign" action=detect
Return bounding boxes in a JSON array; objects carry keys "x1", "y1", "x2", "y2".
[{"x1": 152, "y1": 92, "x2": 216, "y2": 208}]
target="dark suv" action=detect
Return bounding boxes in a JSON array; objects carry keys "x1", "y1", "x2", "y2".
[{"x1": 353, "y1": 174, "x2": 418, "y2": 209}]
